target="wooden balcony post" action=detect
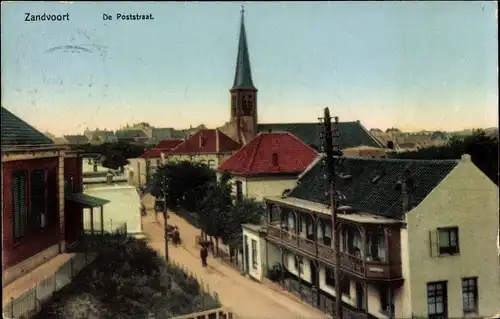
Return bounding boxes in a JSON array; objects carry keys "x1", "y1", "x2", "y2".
[
  {"x1": 280, "y1": 247, "x2": 285, "y2": 289},
  {"x1": 361, "y1": 225, "x2": 367, "y2": 278},
  {"x1": 386, "y1": 227, "x2": 392, "y2": 278},
  {"x1": 90, "y1": 207, "x2": 94, "y2": 236},
  {"x1": 295, "y1": 210, "x2": 300, "y2": 247}
]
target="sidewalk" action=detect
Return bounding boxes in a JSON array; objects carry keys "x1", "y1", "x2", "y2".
[
  {"x1": 2, "y1": 253, "x2": 75, "y2": 307},
  {"x1": 143, "y1": 211, "x2": 330, "y2": 319}
]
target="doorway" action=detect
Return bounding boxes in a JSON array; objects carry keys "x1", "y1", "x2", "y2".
[{"x1": 356, "y1": 282, "x2": 366, "y2": 311}]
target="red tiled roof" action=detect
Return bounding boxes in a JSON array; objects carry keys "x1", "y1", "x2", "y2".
[
  {"x1": 156, "y1": 139, "x2": 183, "y2": 149},
  {"x1": 217, "y1": 131, "x2": 319, "y2": 176},
  {"x1": 139, "y1": 139, "x2": 184, "y2": 159},
  {"x1": 169, "y1": 129, "x2": 241, "y2": 154}
]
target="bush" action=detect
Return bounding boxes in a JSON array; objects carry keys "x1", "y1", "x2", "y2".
[{"x1": 35, "y1": 239, "x2": 220, "y2": 319}]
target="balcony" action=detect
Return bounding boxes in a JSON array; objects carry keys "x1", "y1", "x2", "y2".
[{"x1": 267, "y1": 225, "x2": 402, "y2": 281}]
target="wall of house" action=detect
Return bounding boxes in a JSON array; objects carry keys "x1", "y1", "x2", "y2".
[
  {"x1": 395, "y1": 226, "x2": 413, "y2": 318},
  {"x1": 168, "y1": 153, "x2": 232, "y2": 170},
  {"x1": 1, "y1": 155, "x2": 62, "y2": 286},
  {"x1": 245, "y1": 176, "x2": 298, "y2": 201},
  {"x1": 407, "y1": 158, "x2": 500, "y2": 318},
  {"x1": 243, "y1": 227, "x2": 263, "y2": 281}
]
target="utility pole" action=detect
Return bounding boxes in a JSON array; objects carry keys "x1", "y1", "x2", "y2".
[
  {"x1": 161, "y1": 180, "x2": 170, "y2": 262},
  {"x1": 322, "y1": 107, "x2": 342, "y2": 318}
]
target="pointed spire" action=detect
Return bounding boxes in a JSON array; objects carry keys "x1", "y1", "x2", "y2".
[{"x1": 232, "y1": 5, "x2": 255, "y2": 90}]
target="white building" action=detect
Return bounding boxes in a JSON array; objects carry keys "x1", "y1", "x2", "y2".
[
  {"x1": 244, "y1": 154, "x2": 500, "y2": 319},
  {"x1": 83, "y1": 185, "x2": 144, "y2": 239}
]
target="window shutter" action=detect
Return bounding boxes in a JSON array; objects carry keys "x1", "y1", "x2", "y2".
[
  {"x1": 12, "y1": 172, "x2": 28, "y2": 239},
  {"x1": 47, "y1": 169, "x2": 58, "y2": 225},
  {"x1": 429, "y1": 230, "x2": 439, "y2": 257}
]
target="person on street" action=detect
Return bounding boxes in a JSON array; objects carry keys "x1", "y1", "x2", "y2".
[
  {"x1": 172, "y1": 226, "x2": 181, "y2": 246},
  {"x1": 200, "y1": 243, "x2": 208, "y2": 268}
]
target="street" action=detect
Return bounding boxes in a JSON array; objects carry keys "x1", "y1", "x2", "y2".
[{"x1": 141, "y1": 202, "x2": 329, "y2": 319}]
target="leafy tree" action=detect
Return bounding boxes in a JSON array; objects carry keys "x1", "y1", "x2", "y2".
[
  {"x1": 150, "y1": 162, "x2": 216, "y2": 213},
  {"x1": 102, "y1": 153, "x2": 129, "y2": 170},
  {"x1": 393, "y1": 129, "x2": 498, "y2": 185},
  {"x1": 221, "y1": 198, "x2": 265, "y2": 248}
]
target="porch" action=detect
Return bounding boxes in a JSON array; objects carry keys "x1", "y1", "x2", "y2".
[
  {"x1": 65, "y1": 192, "x2": 110, "y2": 245},
  {"x1": 265, "y1": 199, "x2": 403, "y2": 281}
]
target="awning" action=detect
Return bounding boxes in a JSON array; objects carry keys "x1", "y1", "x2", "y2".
[{"x1": 66, "y1": 192, "x2": 110, "y2": 208}]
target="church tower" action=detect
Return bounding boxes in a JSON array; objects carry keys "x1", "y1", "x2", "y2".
[{"x1": 229, "y1": 7, "x2": 258, "y2": 144}]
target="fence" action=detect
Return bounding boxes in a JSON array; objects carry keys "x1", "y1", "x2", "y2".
[
  {"x1": 2, "y1": 253, "x2": 97, "y2": 319},
  {"x1": 3, "y1": 223, "x2": 128, "y2": 319}
]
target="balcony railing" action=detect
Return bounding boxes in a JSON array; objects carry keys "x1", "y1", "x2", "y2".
[
  {"x1": 342, "y1": 307, "x2": 368, "y2": 319},
  {"x1": 267, "y1": 225, "x2": 402, "y2": 280}
]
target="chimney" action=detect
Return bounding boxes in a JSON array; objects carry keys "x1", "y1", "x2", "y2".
[
  {"x1": 215, "y1": 129, "x2": 220, "y2": 153},
  {"x1": 461, "y1": 153, "x2": 471, "y2": 162},
  {"x1": 272, "y1": 153, "x2": 279, "y2": 166}
]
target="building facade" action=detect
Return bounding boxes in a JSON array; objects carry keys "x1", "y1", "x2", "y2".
[
  {"x1": 217, "y1": 131, "x2": 318, "y2": 202},
  {"x1": 166, "y1": 129, "x2": 241, "y2": 169},
  {"x1": 245, "y1": 154, "x2": 499, "y2": 318},
  {"x1": 1, "y1": 107, "x2": 108, "y2": 287}
]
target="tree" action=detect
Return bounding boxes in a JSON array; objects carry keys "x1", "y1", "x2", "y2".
[
  {"x1": 150, "y1": 162, "x2": 216, "y2": 214},
  {"x1": 393, "y1": 129, "x2": 498, "y2": 185},
  {"x1": 221, "y1": 198, "x2": 265, "y2": 247}
]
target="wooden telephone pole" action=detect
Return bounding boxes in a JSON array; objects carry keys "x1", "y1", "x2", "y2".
[{"x1": 322, "y1": 107, "x2": 342, "y2": 318}]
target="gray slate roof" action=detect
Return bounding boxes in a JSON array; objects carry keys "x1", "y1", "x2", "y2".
[
  {"x1": 257, "y1": 121, "x2": 384, "y2": 150},
  {"x1": 288, "y1": 156, "x2": 459, "y2": 219},
  {"x1": 1, "y1": 107, "x2": 54, "y2": 147},
  {"x1": 232, "y1": 10, "x2": 255, "y2": 90}
]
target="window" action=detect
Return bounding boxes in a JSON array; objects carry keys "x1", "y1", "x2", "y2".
[
  {"x1": 427, "y1": 281, "x2": 448, "y2": 319},
  {"x1": 65, "y1": 176, "x2": 74, "y2": 193},
  {"x1": 294, "y1": 256, "x2": 304, "y2": 273},
  {"x1": 156, "y1": 159, "x2": 161, "y2": 166},
  {"x1": 325, "y1": 267, "x2": 335, "y2": 287},
  {"x1": 438, "y1": 227, "x2": 459, "y2": 255},
  {"x1": 235, "y1": 181, "x2": 243, "y2": 202},
  {"x1": 379, "y1": 286, "x2": 395, "y2": 314},
  {"x1": 462, "y1": 277, "x2": 478, "y2": 315},
  {"x1": 30, "y1": 169, "x2": 46, "y2": 230},
  {"x1": 12, "y1": 171, "x2": 28, "y2": 240},
  {"x1": 251, "y1": 239, "x2": 258, "y2": 269}
]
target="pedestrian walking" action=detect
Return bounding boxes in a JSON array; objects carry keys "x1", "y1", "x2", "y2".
[{"x1": 200, "y1": 243, "x2": 208, "y2": 267}]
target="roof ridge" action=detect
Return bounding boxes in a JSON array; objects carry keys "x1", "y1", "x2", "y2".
[
  {"x1": 246, "y1": 134, "x2": 263, "y2": 173},
  {"x1": 284, "y1": 131, "x2": 320, "y2": 155}
]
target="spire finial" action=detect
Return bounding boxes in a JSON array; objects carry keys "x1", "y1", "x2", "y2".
[{"x1": 241, "y1": 4, "x2": 245, "y2": 18}]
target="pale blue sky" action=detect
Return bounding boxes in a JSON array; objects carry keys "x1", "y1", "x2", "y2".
[{"x1": 1, "y1": 1, "x2": 498, "y2": 136}]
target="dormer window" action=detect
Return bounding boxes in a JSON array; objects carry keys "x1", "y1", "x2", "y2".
[{"x1": 272, "y1": 153, "x2": 279, "y2": 166}]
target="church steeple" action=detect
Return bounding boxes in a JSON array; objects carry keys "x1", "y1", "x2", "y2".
[{"x1": 232, "y1": 6, "x2": 255, "y2": 90}]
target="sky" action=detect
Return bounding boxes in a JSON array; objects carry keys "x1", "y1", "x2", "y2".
[{"x1": 1, "y1": 1, "x2": 498, "y2": 136}]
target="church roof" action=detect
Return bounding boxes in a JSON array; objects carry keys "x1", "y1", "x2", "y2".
[
  {"x1": 232, "y1": 8, "x2": 255, "y2": 90},
  {"x1": 257, "y1": 121, "x2": 384, "y2": 150}
]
